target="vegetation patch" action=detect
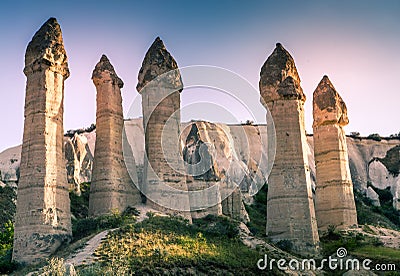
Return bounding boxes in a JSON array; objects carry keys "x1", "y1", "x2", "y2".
[
  {"x1": 0, "y1": 186, "x2": 16, "y2": 229},
  {"x1": 69, "y1": 182, "x2": 91, "y2": 219},
  {"x1": 81, "y1": 215, "x2": 271, "y2": 275},
  {"x1": 244, "y1": 184, "x2": 267, "y2": 237},
  {"x1": 379, "y1": 145, "x2": 400, "y2": 177},
  {"x1": 354, "y1": 191, "x2": 400, "y2": 229}
]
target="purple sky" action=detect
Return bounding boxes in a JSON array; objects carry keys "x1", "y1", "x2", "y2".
[{"x1": 0, "y1": 0, "x2": 399, "y2": 152}]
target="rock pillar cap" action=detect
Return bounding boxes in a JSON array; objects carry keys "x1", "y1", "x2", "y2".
[
  {"x1": 259, "y1": 43, "x2": 305, "y2": 102},
  {"x1": 313, "y1": 75, "x2": 348, "y2": 126},
  {"x1": 137, "y1": 37, "x2": 182, "y2": 93},
  {"x1": 92, "y1": 54, "x2": 124, "y2": 88},
  {"x1": 24, "y1": 17, "x2": 69, "y2": 78}
]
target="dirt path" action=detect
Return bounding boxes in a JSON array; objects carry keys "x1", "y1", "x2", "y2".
[
  {"x1": 65, "y1": 229, "x2": 110, "y2": 266},
  {"x1": 65, "y1": 205, "x2": 161, "y2": 267}
]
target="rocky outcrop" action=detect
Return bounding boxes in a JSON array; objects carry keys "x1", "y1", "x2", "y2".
[
  {"x1": 367, "y1": 186, "x2": 380, "y2": 207},
  {"x1": 259, "y1": 43, "x2": 319, "y2": 253},
  {"x1": 312, "y1": 76, "x2": 358, "y2": 231},
  {"x1": 180, "y1": 121, "x2": 251, "y2": 221},
  {"x1": 88, "y1": 55, "x2": 141, "y2": 216},
  {"x1": 136, "y1": 38, "x2": 191, "y2": 218},
  {"x1": 13, "y1": 18, "x2": 72, "y2": 264},
  {"x1": 182, "y1": 123, "x2": 222, "y2": 218},
  {"x1": 65, "y1": 133, "x2": 93, "y2": 195},
  {"x1": 0, "y1": 145, "x2": 20, "y2": 187}
]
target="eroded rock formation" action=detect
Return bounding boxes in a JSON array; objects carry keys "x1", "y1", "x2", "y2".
[
  {"x1": 182, "y1": 123, "x2": 222, "y2": 218},
  {"x1": 88, "y1": 55, "x2": 141, "y2": 216},
  {"x1": 65, "y1": 133, "x2": 93, "y2": 195},
  {"x1": 137, "y1": 38, "x2": 191, "y2": 218},
  {"x1": 313, "y1": 75, "x2": 358, "y2": 230},
  {"x1": 259, "y1": 43, "x2": 319, "y2": 252},
  {"x1": 13, "y1": 18, "x2": 72, "y2": 264}
]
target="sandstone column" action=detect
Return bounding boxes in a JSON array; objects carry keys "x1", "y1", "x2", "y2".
[
  {"x1": 88, "y1": 55, "x2": 142, "y2": 216},
  {"x1": 137, "y1": 37, "x2": 191, "y2": 219},
  {"x1": 13, "y1": 18, "x2": 72, "y2": 264},
  {"x1": 313, "y1": 76, "x2": 358, "y2": 231},
  {"x1": 259, "y1": 43, "x2": 319, "y2": 252}
]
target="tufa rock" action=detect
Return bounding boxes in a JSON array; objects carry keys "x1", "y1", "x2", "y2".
[
  {"x1": 259, "y1": 43, "x2": 319, "y2": 253},
  {"x1": 313, "y1": 76, "x2": 358, "y2": 231},
  {"x1": 24, "y1": 17, "x2": 69, "y2": 78},
  {"x1": 367, "y1": 186, "x2": 381, "y2": 207},
  {"x1": 13, "y1": 18, "x2": 72, "y2": 264},
  {"x1": 182, "y1": 123, "x2": 222, "y2": 219},
  {"x1": 259, "y1": 43, "x2": 304, "y2": 103},
  {"x1": 137, "y1": 38, "x2": 191, "y2": 219},
  {"x1": 88, "y1": 55, "x2": 141, "y2": 216},
  {"x1": 137, "y1": 37, "x2": 182, "y2": 92}
]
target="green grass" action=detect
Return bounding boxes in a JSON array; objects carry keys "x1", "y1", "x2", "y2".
[
  {"x1": 77, "y1": 215, "x2": 278, "y2": 275},
  {"x1": 244, "y1": 184, "x2": 267, "y2": 237},
  {"x1": 352, "y1": 245, "x2": 400, "y2": 261}
]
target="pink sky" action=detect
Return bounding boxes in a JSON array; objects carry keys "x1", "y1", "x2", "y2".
[{"x1": 0, "y1": 0, "x2": 399, "y2": 152}]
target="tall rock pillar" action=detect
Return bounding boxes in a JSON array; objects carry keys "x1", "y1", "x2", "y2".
[
  {"x1": 13, "y1": 18, "x2": 72, "y2": 264},
  {"x1": 89, "y1": 55, "x2": 142, "y2": 216},
  {"x1": 313, "y1": 76, "x2": 358, "y2": 231},
  {"x1": 259, "y1": 43, "x2": 319, "y2": 252},
  {"x1": 137, "y1": 38, "x2": 191, "y2": 219}
]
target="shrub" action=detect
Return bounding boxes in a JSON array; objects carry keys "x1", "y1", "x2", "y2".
[
  {"x1": 244, "y1": 183, "x2": 267, "y2": 236},
  {"x1": 367, "y1": 133, "x2": 382, "y2": 141},
  {"x1": 41, "y1": 257, "x2": 66, "y2": 276},
  {"x1": 72, "y1": 207, "x2": 139, "y2": 241},
  {"x1": 69, "y1": 182, "x2": 90, "y2": 219},
  {"x1": 0, "y1": 249, "x2": 18, "y2": 274},
  {"x1": 276, "y1": 239, "x2": 293, "y2": 252},
  {"x1": 193, "y1": 215, "x2": 239, "y2": 239},
  {"x1": 0, "y1": 186, "x2": 16, "y2": 228}
]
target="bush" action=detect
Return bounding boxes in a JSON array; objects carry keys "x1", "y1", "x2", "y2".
[
  {"x1": 69, "y1": 182, "x2": 90, "y2": 219},
  {"x1": 72, "y1": 212, "x2": 123, "y2": 241},
  {"x1": 244, "y1": 184, "x2": 268, "y2": 236},
  {"x1": 72, "y1": 207, "x2": 139, "y2": 241},
  {"x1": 193, "y1": 215, "x2": 239, "y2": 239},
  {"x1": 0, "y1": 186, "x2": 16, "y2": 228},
  {"x1": 0, "y1": 249, "x2": 18, "y2": 274},
  {"x1": 367, "y1": 133, "x2": 382, "y2": 141},
  {"x1": 41, "y1": 257, "x2": 66, "y2": 276},
  {"x1": 276, "y1": 239, "x2": 293, "y2": 252}
]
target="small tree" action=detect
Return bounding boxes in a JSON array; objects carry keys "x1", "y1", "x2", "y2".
[{"x1": 368, "y1": 133, "x2": 381, "y2": 141}]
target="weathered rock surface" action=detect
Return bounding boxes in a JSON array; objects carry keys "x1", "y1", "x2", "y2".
[
  {"x1": 259, "y1": 43, "x2": 319, "y2": 253},
  {"x1": 13, "y1": 18, "x2": 72, "y2": 264},
  {"x1": 182, "y1": 123, "x2": 222, "y2": 218},
  {"x1": 136, "y1": 38, "x2": 191, "y2": 218},
  {"x1": 88, "y1": 55, "x2": 141, "y2": 216},
  {"x1": 65, "y1": 133, "x2": 93, "y2": 195},
  {"x1": 0, "y1": 145, "x2": 20, "y2": 187},
  {"x1": 180, "y1": 121, "x2": 253, "y2": 221},
  {"x1": 367, "y1": 186, "x2": 380, "y2": 207},
  {"x1": 313, "y1": 76, "x2": 358, "y2": 230}
]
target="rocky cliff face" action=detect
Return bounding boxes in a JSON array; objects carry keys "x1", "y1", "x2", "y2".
[{"x1": 1, "y1": 119, "x2": 399, "y2": 211}]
